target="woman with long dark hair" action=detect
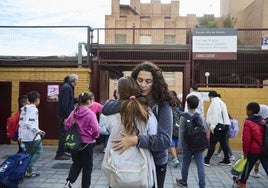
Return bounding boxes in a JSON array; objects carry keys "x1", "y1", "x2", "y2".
[
  {"x1": 102, "y1": 76, "x2": 157, "y2": 187},
  {"x1": 102, "y1": 62, "x2": 172, "y2": 188}
]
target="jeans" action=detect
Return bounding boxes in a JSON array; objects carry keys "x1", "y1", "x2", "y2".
[
  {"x1": 181, "y1": 150, "x2": 206, "y2": 188},
  {"x1": 240, "y1": 154, "x2": 268, "y2": 184},
  {"x1": 205, "y1": 125, "x2": 230, "y2": 163},
  {"x1": 67, "y1": 143, "x2": 95, "y2": 188},
  {"x1": 56, "y1": 116, "x2": 67, "y2": 157},
  {"x1": 152, "y1": 163, "x2": 167, "y2": 188},
  {"x1": 23, "y1": 140, "x2": 43, "y2": 173},
  {"x1": 102, "y1": 135, "x2": 109, "y2": 148}
]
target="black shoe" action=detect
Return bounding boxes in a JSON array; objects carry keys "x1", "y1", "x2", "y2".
[
  {"x1": 218, "y1": 160, "x2": 231, "y2": 166},
  {"x1": 233, "y1": 176, "x2": 239, "y2": 182},
  {"x1": 55, "y1": 155, "x2": 70, "y2": 160},
  {"x1": 204, "y1": 158, "x2": 210, "y2": 167},
  {"x1": 176, "y1": 178, "x2": 187, "y2": 188}
]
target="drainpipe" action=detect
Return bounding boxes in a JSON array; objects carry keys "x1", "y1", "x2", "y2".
[{"x1": 78, "y1": 42, "x2": 83, "y2": 67}]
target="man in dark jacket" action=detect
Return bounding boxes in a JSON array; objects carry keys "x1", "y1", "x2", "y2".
[{"x1": 55, "y1": 74, "x2": 78, "y2": 160}]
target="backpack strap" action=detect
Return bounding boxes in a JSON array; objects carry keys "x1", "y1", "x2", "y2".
[
  {"x1": 181, "y1": 112, "x2": 191, "y2": 120},
  {"x1": 181, "y1": 112, "x2": 199, "y2": 120}
]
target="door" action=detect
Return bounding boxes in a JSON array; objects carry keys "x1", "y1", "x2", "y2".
[
  {"x1": 0, "y1": 82, "x2": 12, "y2": 144},
  {"x1": 20, "y1": 82, "x2": 63, "y2": 139}
]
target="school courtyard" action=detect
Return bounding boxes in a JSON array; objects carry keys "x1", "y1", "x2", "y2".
[{"x1": 0, "y1": 144, "x2": 267, "y2": 188}]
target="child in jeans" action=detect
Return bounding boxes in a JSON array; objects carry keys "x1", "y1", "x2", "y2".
[
  {"x1": 18, "y1": 91, "x2": 45, "y2": 178},
  {"x1": 176, "y1": 95, "x2": 208, "y2": 188},
  {"x1": 169, "y1": 95, "x2": 182, "y2": 167}
]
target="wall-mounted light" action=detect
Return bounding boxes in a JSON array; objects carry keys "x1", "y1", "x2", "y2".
[{"x1": 205, "y1": 72, "x2": 210, "y2": 88}]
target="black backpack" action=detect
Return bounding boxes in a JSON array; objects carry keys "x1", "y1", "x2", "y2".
[
  {"x1": 182, "y1": 113, "x2": 209, "y2": 152},
  {"x1": 172, "y1": 110, "x2": 182, "y2": 138}
]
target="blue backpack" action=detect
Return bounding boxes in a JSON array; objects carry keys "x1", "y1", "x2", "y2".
[
  {"x1": 0, "y1": 152, "x2": 31, "y2": 188},
  {"x1": 228, "y1": 119, "x2": 239, "y2": 138}
]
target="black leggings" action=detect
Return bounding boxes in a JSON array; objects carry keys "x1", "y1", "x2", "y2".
[
  {"x1": 67, "y1": 143, "x2": 95, "y2": 188},
  {"x1": 240, "y1": 154, "x2": 268, "y2": 184},
  {"x1": 153, "y1": 163, "x2": 167, "y2": 188}
]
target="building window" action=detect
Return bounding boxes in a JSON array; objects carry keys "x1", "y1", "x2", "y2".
[
  {"x1": 164, "y1": 35, "x2": 176, "y2": 44},
  {"x1": 163, "y1": 72, "x2": 175, "y2": 86},
  {"x1": 115, "y1": 34, "x2": 127, "y2": 44},
  {"x1": 139, "y1": 35, "x2": 152, "y2": 44}
]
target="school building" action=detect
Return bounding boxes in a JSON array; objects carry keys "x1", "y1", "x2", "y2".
[{"x1": 0, "y1": 0, "x2": 268, "y2": 150}]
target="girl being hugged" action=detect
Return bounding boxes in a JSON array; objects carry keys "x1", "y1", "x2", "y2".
[
  {"x1": 102, "y1": 76, "x2": 158, "y2": 188},
  {"x1": 64, "y1": 92, "x2": 100, "y2": 188}
]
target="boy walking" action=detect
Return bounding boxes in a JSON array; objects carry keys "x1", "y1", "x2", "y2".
[
  {"x1": 18, "y1": 91, "x2": 45, "y2": 178},
  {"x1": 234, "y1": 102, "x2": 268, "y2": 188},
  {"x1": 176, "y1": 95, "x2": 208, "y2": 188}
]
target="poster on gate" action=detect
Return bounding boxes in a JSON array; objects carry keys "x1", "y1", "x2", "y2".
[{"x1": 47, "y1": 85, "x2": 59, "y2": 102}]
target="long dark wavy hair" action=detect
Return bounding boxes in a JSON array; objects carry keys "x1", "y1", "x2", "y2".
[
  {"x1": 131, "y1": 61, "x2": 172, "y2": 105},
  {"x1": 118, "y1": 76, "x2": 150, "y2": 135}
]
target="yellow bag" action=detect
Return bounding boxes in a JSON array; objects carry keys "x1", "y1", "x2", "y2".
[{"x1": 230, "y1": 155, "x2": 248, "y2": 176}]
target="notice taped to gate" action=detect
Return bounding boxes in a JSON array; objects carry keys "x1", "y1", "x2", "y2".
[{"x1": 192, "y1": 28, "x2": 237, "y2": 60}]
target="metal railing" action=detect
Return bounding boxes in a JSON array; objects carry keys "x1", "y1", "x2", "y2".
[{"x1": 1, "y1": 26, "x2": 268, "y2": 87}]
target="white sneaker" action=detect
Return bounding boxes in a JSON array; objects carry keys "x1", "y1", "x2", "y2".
[
  {"x1": 250, "y1": 171, "x2": 261, "y2": 178},
  {"x1": 229, "y1": 155, "x2": 235, "y2": 161},
  {"x1": 63, "y1": 181, "x2": 72, "y2": 188},
  {"x1": 214, "y1": 153, "x2": 222, "y2": 158},
  {"x1": 172, "y1": 158, "x2": 180, "y2": 168},
  {"x1": 204, "y1": 162, "x2": 210, "y2": 167}
]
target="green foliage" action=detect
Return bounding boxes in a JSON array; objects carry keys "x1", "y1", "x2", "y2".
[
  {"x1": 222, "y1": 14, "x2": 237, "y2": 28},
  {"x1": 196, "y1": 15, "x2": 219, "y2": 28}
]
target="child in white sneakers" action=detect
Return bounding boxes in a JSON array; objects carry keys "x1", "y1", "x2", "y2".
[{"x1": 18, "y1": 91, "x2": 45, "y2": 178}]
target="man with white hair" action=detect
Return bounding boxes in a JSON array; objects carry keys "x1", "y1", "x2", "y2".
[{"x1": 55, "y1": 74, "x2": 78, "y2": 160}]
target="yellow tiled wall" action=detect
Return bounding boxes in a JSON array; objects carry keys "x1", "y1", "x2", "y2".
[
  {"x1": 0, "y1": 67, "x2": 90, "y2": 114},
  {"x1": 200, "y1": 87, "x2": 268, "y2": 150}
]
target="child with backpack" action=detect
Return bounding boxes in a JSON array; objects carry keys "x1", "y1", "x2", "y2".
[
  {"x1": 63, "y1": 92, "x2": 100, "y2": 188},
  {"x1": 169, "y1": 94, "x2": 182, "y2": 168},
  {"x1": 18, "y1": 91, "x2": 45, "y2": 178},
  {"x1": 6, "y1": 95, "x2": 28, "y2": 143},
  {"x1": 176, "y1": 95, "x2": 209, "y2": 188},
  {"x1": 234, "y1": 102, "x2": 268, "y2": 188}
]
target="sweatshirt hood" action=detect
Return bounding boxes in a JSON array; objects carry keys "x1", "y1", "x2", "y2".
[
  {"x1": 20, "y1": 104, "x2": 36, "y2": 112},
  {"x1": 247, "y1": 114, "x2": 266, "y2": 126},
  {"x1": 259, "y1": 104, "x2": 268, "y2": 120},
  {"x1": 73, "y1": 106, "x2": 90, "y2": 120},
  {"x1": 102, "y1": 99, "x2": 120, "y2": 115}
]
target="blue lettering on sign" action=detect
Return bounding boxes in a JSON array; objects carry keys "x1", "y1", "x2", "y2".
[{"x1": 262, "y1": 38, "x2": 268, "y2": 45}]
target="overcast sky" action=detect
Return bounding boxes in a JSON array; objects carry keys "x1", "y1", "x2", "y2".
[{"x1": 0, "y1": 0, "x2": 220, "y2": 56}]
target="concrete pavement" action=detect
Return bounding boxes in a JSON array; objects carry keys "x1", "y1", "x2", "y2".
[{"x1": 0, "y1": 144, "x2": 267, "y2": 188}]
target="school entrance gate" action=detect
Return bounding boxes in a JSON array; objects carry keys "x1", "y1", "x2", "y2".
[{"x1": 91, "y1": 44, "x2": 191, "y2": 104}]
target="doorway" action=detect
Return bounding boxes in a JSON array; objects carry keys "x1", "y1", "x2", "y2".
[{"x1": 0, "y1": 82, "x2": 11, "y2": 144}]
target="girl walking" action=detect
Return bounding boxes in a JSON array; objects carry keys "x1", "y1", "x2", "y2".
[{"x1": 64, "y1": 92, "x2": 100, "y2": 188}]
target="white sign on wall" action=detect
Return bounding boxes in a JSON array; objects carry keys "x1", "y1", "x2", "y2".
[
  {"x1": 47, "y1": 85, "x2": 59, "y2": 102},
  {"x1": 192, "y1": 28, "x2": 237, "y2": 60}
]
